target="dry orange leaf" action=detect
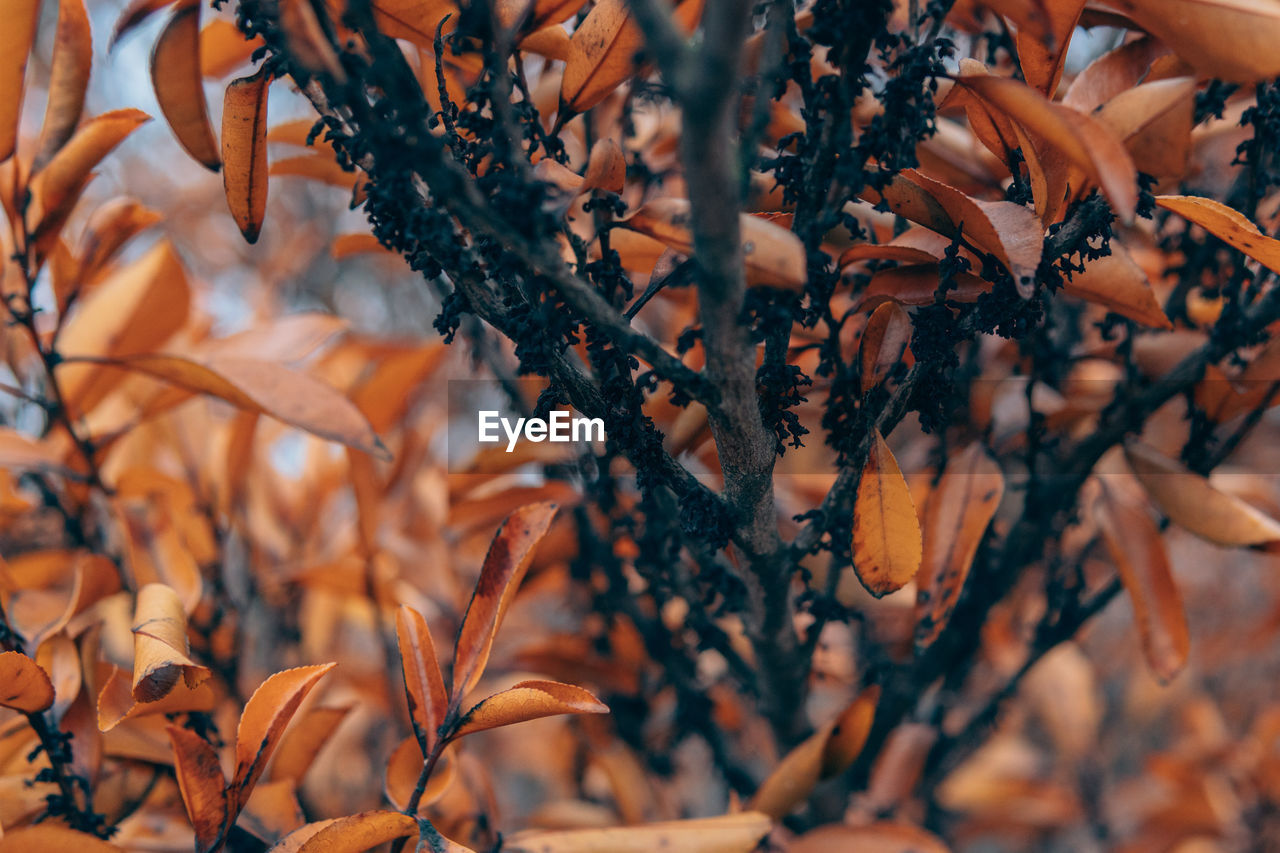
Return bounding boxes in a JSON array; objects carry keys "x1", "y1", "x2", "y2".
[
  {"x1": 131, "y1": 582, "x2": 210, "y2": 702},
  {"x1": 0, "y1": 0, "x2": 40, "y2": 162},
  {"x1": 1156, "y1": 194, "x2": 1280, "y2": 275},
  {"x1": 454, "y1": 679, "x2": 608, "y2": 736},
  {"x1": 0, "y1": 427, "x2": 77, "y2": 476},
  {"x1": 505, "y1": 812, "x2": 771, "y2": 853},
  {"x1": 87, "y1": 353, "x2": 388, "y2": 459},
  {"x1": 168, "y1": 724, "x2": 230, "y2": 853},
  {"x1": 0, "y1": 826, "x2": 126, "y2": 852},
  {"x1": 1014, "y1": 0, "x2": 1084, "y2": 95},
  {"x1": 289, "y1": 809, "x2": 475, "y2": 853},
  {"x1": 1124, "y1": 441, "x2": 1280, "y2": 548},
  {"x1": 750, "y1": 686, "x2": 878, "y2": 819},
  {"x1": 1061, "y1": 36, "x2": 1171, "y2": 114},
  {"x1": 1062, "y1": 244, "x2": 1172, "y2": 329},
  {"x1": 452, "y1": 501, "x2": 560, "y2": 697},
  {"x1": 268, "y1": 705, "x2": 351, "y2": 785},
  {"x1": 1093, "y1": 478, "x2": 1189, "y2": 684},
  {"x1": 859, "y1": 301, "x2": 913, "y2": 392},
  {"x1": 0, "y1": 650, "x2": 56, "y2": 712},
  {"x1": 788, "y1": 821, "x2": 949, "y2": 853},
  {"x1": 582, "y1": 138, "x2": 626, "y2": 194},
  {"x1": 152, "y1": 2, "x2": 221, "y2": 170},
  {"x1": 1096, "y1": 77, "x2": 1195, "y2": 179},
  {"x1": 97, "y1": 663, "x2": 216, "y2": 731},
  {"x1": 200, "y1": 18, "x2": 263, "y2": 78},
  {"x1": 384, "y1": 738, "x2": 457, "y2": 811},
  {"x1": 915, "y1": 442, "x2": 1004, "y2": 651},
  {"x1": 1108, "y1": 0, "x2": 1280, "y2": 83},
  {"x1": 619, "y1": 197, "x2": 807, "y2": 290},
  {"x1": 222, "y1": 67, "x2": 271, "y2": 243},
  {"x1": 395, "y1": 605, "x2": 448, "y2": 753},
  {"x1": 852, "y1": 430, "x2": 923, "y2": 597},
  {"x1": 233, "y1": 663, "x2": 337, "y2": 803},
  {"x1": 33, "y1": 0, "x2": 93, "y2": 170}
]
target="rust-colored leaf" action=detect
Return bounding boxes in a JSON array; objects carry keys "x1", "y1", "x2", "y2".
[
  {"x1": 788, "y1": 821, "x2": 949, "y2": 853},
  {"x1": 453, "y1": 679, "x2": 608, "y2": 736},
  {"x1": 0, "y1": 826, "x2": 126, "y2": 852},
  {"x1": 0, "y1": 0, "x2": 40, "y2": 163},
  {"x1": 288, "y1": 809, "x2": 475, "y2": 853},
  {"x1": 1093, "y1": 478, "x2": 1189, "y2": 683},
  {"x1": 914, "y1": 443, "x2": 1004, "y2": 651},
  {"x1": 222, "y1": 67, "x2": 271, "y2": 243},
  {"x1": 1014, "y1": 0, "x2": 1084, "y2": 95},
  {"x1": 452, "y1": 501, "x2": 560, "y2": 697},
  {"x1": 852, "y1": 430, "x2": 923, "y2": 597},
  {"x1": 32, "y1": 0, "x2": 93, "y2": 170},
  {"x1": 131, "y1": 582, "x2": 210, "y2": 702},
  {"x1": 395, "y1": 605, "x2": 448, "y2": 753},
  {"x1": 1124, "y1": 440, "x2": 1280, "y2": 547},
  {"x1": 268, "y1": 705, "x2": 351, "y2": 784},
  {"x1": 504, "y1": 812, "x2": 771, "y2": 853},
  {"x1": 384, "y1": 737, "x2": 457, "y2": 811},
  {"x1": 1108, "y1": 0, "x2": 1280, "y2": 83},
  {"x1": 152, "y1": 2, "x2": 221, "y2": 170},
  {"x1": 0, "y1": 650, "x2": 55, "y2": 712},
  {"x1": 200, "y1": 18, "x2": 263, "y2": 78},
  {"x1": 233, "y1": 663, "x2": 337, "y2": 802},
  {"x1": 1062, "y1": 244, "x2": 1172, "y2": 329},
  {"x1": 168, "y1": 725, "x2": 230, "y2": 853},
  {"x1": 1156, "y1": 194, "x2": 1280, "y2": 275},
  {"x1": 582, "y1": 138, "x2": 626, "y2": 194}
]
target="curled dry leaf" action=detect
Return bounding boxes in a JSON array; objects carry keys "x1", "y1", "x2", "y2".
[
  {"x1": 915, "y1": 443, "x2": 1004, "y2": 651},
  {"x1": 1107, "y1": 0, "x2": 1280, "y2": 83},
  {"x1": 852, "y1": 430, "x2": 923, "y2": 597},
  {"x1": 453, "y1": 679, "x2": 608, "y2": 736},
  {"x1": 504, "y1": 812, "x2": 772, "y2": 853},
  {"x1": 859, "y1": 301, "x2": 913, "y2": 391},
  {"x1": 0, "y1": 650, "x2": 56, "y2": 712},
  {"x1": 1156, "y1": 194, "x2": 1280, "y2": 275},
  {"x1": 1124, "y1": 441, "x2": 1280, "y2": 548},
  {"x1": 452, "y1": 501, "x2": 560, "y2": 697},
  {"x1": 152, "y1": 1, "x2": 221, "y2": 170},
  {"x1": 33, "y1": 0, "x2": 94, "y2": 170},
  {"x1": 395, "y1": 605, "x2": 448, "y2": 753},
  {"x1": 1094, "y1": 478, "x2": 1189, "y2": 683},
  {"x1": 233, "y1": 663, "x2": 338, "y2": 803},
  {"x1": 168, "y1": 725, "x2": 230, "y2": 853},
  {"x1": 619, "y1": 197, "x2": 807, "y2": 290},
  {"x1": 0, "y1": 0, "x2": 40, "y2": 162},
  {"x1": 84, "y1": 353, "x2": 388, "y2": 459},
  {"x1": 222, "y1": 68, "x2": 271, "y2": 243},
  {"x1": 131, "y1": 582, "x2": 211, "y2": 702},
  {"x1": 750, "y1": 686, "x2": 877, "y2": 819},
  {"x1": 97, "y1": 662, "x2": 216, "y2": 731}
]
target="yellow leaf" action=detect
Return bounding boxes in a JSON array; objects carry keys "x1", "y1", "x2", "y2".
[
  {"x1": 0, "y1": 650, "x2": 55, "y2": 712},
  {"x1": 222, "y1": 68, "x2": 271, "y2": 243},
  {"x1": 1155, "y1": 194, "x2": 1280, "y2": 275},
  {"x1": 853, "y1": 430, "x2": 922, "y2": 597},
  {"x1": 152, "y1": 1, "x2": 221, "y2": 170}
]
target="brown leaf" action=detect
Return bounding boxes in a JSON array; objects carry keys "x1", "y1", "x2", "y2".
[
  {"x1": 395, "y1": 605, "x2": 448, "y2": 753},
  {"x1": 1094, "y1": 478, "x2": 1189, "y2": 683},
  {"x1": 131, "y1": 583, "x2": 210, "y2": 702},
  {"x1": 1096, "y1": 77, "x2": 1195, "y2": 179},
  {"x1": 288, "y1": 809, "x2": 475, "y2": 853},
  {"x1": 0, "y1": 826, "x2": 126, "y2": 852},
  {"x1": 953, "y1": 74, "x2": 1137, "y2": 222},
  {"x1": 452, "y1": 501, "x2": 560, "y2": 697},
  {"x1": 1062, "y1": 244, "x2": 1172, "y2": 329},
  {"x1": 495, "y1": 0, "x2": 587, "y2": 32},
  {"x1": 110, "y1": 0, "x2": 180, "y2": 47},
  {"x1": 83, "y1": 353, "x2": 388, "y2": 459},
  {"x1": 582, "y1": 138, "x2": 626, "y2": 194},
  {"x1": 1124, "y1": 440, "x2": 1280, "y2": 547},
  {"x1": 152, "y1": 2, "x2": 221, "y2": 170},
  {"x1": 200, "y1": 18, "x2": 263, "y2": 78},
  {"x1": 859, "y1": 301, "x2": 913, "y2": 392},
  {"x1": 915, "y1": 443, "x2": 1004, "y2": 651},
  {"x1": 33, "y1": 0, "x2": 93, "y2": 170},
  {"x1": 1014, "y1": 0, "x2": 1084, "y2": 95},
  {"x1": 454, "y1": 679, "x2": 608, "y2": 736},
  {"x1": 788, "y1": 821, "x2": 949, "y2": 853},
  {"x1": 0, "y1": 0, "x2": 39, "y2": 162},
  {"x1": 504, "y1": 812, "x2": 771, "y2": 853},
  {"x1": 222, "y1": 68, "x2": 271, "y2": 243},
  {"x1": 1061, "y1": 36, "x2": 1171, "y2": 114},
  {"x1": 168, "y1": 725, "x2": 230, "y2": 853},
  {"x1": 852, "y1": 430, "x2": 923, "y2": 597},
  {"x1": 384, "y1": 737, "x2": 457, "y2": 811},
  {"x1": 232, "y1": 663, "x2": 337, "y2": 804},
  {"x1": 1156, "y1": 194, "x2": 1280, "y2": 275},
  {"x1": 619, "y1": 197, "x2": 807, "y2": 289},
  {"x1": 0, "y1": 650, "x2": 55, "y2": 712},
  {"x1": 1108, "y1": 0, "x2": 1280, "y2": 83}
]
